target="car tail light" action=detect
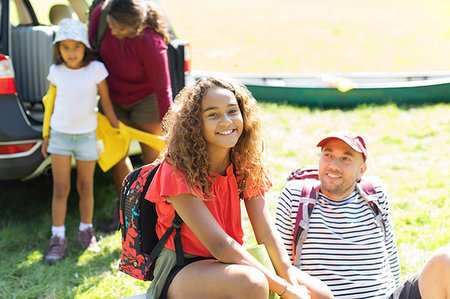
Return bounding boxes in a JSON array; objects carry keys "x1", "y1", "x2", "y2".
[
  {"x1": 0, "y1": 142, "x2": 36, "y2": 155},
  {"x1": 0, "y1": 54, "x2": 17, "y2": 95},
  {"x1": 184, "y1": 42, "x2": 192, "y2": 73}
]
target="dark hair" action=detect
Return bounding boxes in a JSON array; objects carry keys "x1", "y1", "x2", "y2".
[
  {"x1": 52, "y1": 42, "x2": 96, "y2": 67},
  {"x1": 104, "y1": 0, "x2": 171, "y2": 44}
]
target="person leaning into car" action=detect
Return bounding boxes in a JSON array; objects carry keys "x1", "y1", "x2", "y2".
[{"x1": 88, "y1": 0, "x2": 173, "y2": 229}]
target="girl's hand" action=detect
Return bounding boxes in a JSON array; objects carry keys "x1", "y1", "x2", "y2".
[
  {"x1": 98, "y1": 79, "x2": 120, "y2": 129},
  {"x1": 283, "y1": 283, "x2": 311, "y2": 299},
  {"x1": 41, "y1": 138, "x2": 49, "y2": 159}
]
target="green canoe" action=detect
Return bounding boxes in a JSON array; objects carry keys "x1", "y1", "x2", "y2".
[{"x1": 192, "y1": 71, "x2": 450, "y2": 107}]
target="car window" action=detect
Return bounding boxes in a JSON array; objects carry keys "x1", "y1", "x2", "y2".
[
  {"x1": 29, "y1": 0, "x2": 71, "y2": 25},
  {"x1": 9, "y1": 1, "x2": 19, "y2": 26}
]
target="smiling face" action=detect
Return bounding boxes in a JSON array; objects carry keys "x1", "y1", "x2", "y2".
[
  {"x1": 201, "y1": 86, "x2": 244, "y2": 157},
  {"x1": 318, "y1": 138, "x2": 367, "y2": 200},
  {"x1": 106, "y1": 15, "x2": 139, "y2": 39},
  {"x1": 59, "y1": 40, "x2": 85, "y2": 69}
]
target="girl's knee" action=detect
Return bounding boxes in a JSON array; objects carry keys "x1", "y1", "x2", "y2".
[
  {"x1": 233, "y1": 267, "x2": 268, "y2": 299},
  {"x1": 76, "y1": 180, "x2": 93, "y2": 197},
  {"x1": 53, "y1": 182, "x2": 70, "y2": 198}
]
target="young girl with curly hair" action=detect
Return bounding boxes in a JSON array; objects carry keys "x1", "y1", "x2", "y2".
[{"x1": 145, "y1": 77, "x2": 333, "y2": 299}]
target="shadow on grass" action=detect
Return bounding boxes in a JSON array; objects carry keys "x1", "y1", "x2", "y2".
[
  {"x1": 0, "y1": 165, "x2": 117, "y2": 226},
  {"x1": 259, "y1": 99, "x2": 449, "y2": 112},
  {"x1": 0, "y1": 166, "x2": 124, "y2": 297},
  {"x1": 0, "y1": 229, "x2": 123, "y2": 298}
]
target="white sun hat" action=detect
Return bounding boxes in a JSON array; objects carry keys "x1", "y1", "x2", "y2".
[{"x1": 53, "y1": 18, "x2": 91, "y2": 49}]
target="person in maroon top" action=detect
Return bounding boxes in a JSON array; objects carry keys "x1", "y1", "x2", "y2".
[{"x1": 88, "y1": 0, "x2": 173, "y2": 222}]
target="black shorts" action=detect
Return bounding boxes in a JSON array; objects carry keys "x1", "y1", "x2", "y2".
[
  {"x1": 390, "y1": 273, "x2": 422, "y2": 299},
  {"x1": 158, "y1": 256, "x2": 214, "y2": 299}
]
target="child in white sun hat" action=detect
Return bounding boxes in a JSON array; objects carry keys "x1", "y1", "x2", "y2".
[{"x1": 42, "y1": 18, "x2": 119, "y2": 264}]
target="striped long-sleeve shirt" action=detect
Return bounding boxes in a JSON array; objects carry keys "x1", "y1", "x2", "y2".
[{"x1": 275, "y1": 176, "x2": 401, "y2": 299}]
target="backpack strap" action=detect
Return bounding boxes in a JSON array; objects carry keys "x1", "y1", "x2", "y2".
[
  {"x1": 357, "y1": 179, "x2": 386, "y2": 242},
  {"x1": 91, "y1": 1, "x2": 108, "y2": 57},
  {"x1": 119, "y1": 167, "x2": 142, "y2": 233},
  {"x1": 142, "y1": 165, "x2": 184, "y2": 268},
  {"x1": 148, "y1": 212, "x2": 184, "y2": 267},
  {"x1": 292, "y1": 182, "x2": 319, "y2": 266},
  {"x1": 288, "y1": 166, "x2": 318, "y2": 181}
]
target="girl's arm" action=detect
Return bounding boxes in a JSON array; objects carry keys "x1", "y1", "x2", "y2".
[
  {"x1": 97, "y1": 79, "x2": 119, "y2": 129},
  {"x1": 245, "y1": 195, "x2": 295, "y2": 281},
  {"x1": 169, "y1": 193, "x2": 309, "y2": 299},
  {"x1": 246, "y1": 195, "x2": 333, "y2": 299}
]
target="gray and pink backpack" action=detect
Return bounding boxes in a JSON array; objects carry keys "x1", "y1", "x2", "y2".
[{"x1": 287, "y1": 166, "x2": 387, "y2": 265}]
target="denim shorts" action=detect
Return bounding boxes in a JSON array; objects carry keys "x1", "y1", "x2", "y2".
[{"x1": 47, "y1": 129, "x2": 99, "y2": 161}]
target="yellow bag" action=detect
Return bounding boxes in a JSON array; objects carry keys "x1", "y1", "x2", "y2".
[
  {"x1": 95, "y1": 113, "x2": 165, "y2": 172},
  {"x1": 42, "y1": 86, "x2": 165, "y2": 172}
]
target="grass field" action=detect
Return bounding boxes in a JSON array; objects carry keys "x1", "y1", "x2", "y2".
[
  {"x1": 1, "y1": 0, "x2": 449, "y2": 298},
  {"x1": 159, "y1": 0, "x2": 450, "y2": 73},
  {"x1": 1, "y1": 103, "x2": 448, "y2": 298}
]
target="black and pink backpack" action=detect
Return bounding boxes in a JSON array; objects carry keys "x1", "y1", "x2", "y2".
[{"x1": 118, "y1": 163, "x2": 184, "y2": 281}]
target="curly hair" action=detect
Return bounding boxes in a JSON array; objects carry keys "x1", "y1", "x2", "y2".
[
  {"x1": 159, "y1": 76, "x2": 268, "y2": 198},
  {"x1": 104, "y1": 0, "x2": 171, "y2": 44}
]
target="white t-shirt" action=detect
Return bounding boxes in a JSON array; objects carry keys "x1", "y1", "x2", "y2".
[{"x1": 47, "y1": 61, "x2": 108, "y2": 134}]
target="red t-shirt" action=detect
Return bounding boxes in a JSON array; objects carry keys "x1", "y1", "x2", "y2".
[
  {"x1": 88, "y1": 5, "x2": 172, "y2": 120},
  {"x1": 145, "y1": 159, "x2": 271, "y2": 257}
]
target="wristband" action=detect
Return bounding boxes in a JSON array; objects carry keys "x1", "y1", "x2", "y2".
[{"x1": 277, "y1": 278, "x2": 288, "y2": 297}]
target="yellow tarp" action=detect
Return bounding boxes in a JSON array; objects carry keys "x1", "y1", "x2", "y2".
[
  {"x1": 42, "y1": 85, "x2": 165, "y2": 172},
  {"x1": 95, "y1": 113, "x2": 165, "y2": 172}
]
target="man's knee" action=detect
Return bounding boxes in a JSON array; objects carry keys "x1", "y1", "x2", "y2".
[
  {"x1": 423, "y1": 245, "x2": 450, "y2": 275},
  {"x1": 418, "y1": 245, "x2": 450, "y2": 299}
]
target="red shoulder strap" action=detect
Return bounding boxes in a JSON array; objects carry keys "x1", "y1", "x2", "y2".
[
  {"x1": 359, "y1": 178, "x2": 377, "y2": 196},
  {"x1": 357, "y1": 178, "x2": 387, "y2": 242},
  {"x1": 288, "y1": 166, "x2": 318, "y2": 181},
  {"x1": 291, "y1": 182, "x2": 318, "y2": 266}
]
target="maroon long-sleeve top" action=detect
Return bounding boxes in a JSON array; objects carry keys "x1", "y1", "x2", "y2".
[{"x1": 88, "y1": 5, "x2": 172, "y2": 120}]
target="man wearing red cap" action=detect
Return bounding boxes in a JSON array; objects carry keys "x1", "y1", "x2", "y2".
[
  {"x1": 275, "y1": 130, "x2": 450, "y2": 299},
  {"x1": 316, "y1": 129, "x2": 369, "y2": 201}
]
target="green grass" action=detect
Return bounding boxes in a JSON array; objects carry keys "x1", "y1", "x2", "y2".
[
  {"x1": 159, "y1": 0, "x2": 450, "y2": 73},
  {"x1": 3, "y1": 0, "x2": 449, "y2": 297},
  {"x1": 1, "y1": 103, "x2": 449, "y2": 298}
]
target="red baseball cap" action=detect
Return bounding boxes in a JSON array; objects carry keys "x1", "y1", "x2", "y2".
[{"x1": 317, "y1": 130, "x2": 368, "y2": 161}]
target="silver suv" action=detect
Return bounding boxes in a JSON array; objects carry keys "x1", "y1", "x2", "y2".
[{"x1": 0, "y1": 0, "x2": 191, "y2": 180}]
